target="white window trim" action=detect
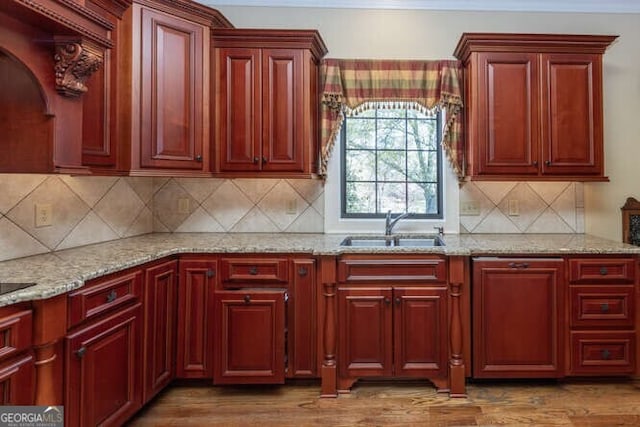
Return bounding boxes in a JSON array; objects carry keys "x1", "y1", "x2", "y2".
[{"x1": 323, "y1": 141, "x2": 460, "y2": 234}]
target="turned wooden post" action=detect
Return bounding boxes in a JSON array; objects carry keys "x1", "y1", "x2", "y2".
[
  {"x1": 31, "y1": 295, "x2": 67, "y2": 405},
  {"x1": 320, "y1": 281, "x2": 337, "y2": 397},
  {"x1": 448, "y1": 256, "x2": 466, "y2": 397}
]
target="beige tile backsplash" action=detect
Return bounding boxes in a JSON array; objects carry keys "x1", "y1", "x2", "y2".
[{"x1": 0, "y1": 173, "x2": 582, "y2": 262}]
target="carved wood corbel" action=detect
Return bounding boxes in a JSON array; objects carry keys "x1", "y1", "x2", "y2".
[{"x1": 53, "y1": 37, "x2": 103, "y2": 97}]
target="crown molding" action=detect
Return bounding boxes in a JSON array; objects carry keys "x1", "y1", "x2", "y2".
[{"x1": 199, "y1": 0, "x2": 640, "y2": 14}]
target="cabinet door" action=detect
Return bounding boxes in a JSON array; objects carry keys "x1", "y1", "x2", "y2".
[
  {"x1": 0, "y1": 353, "x2": 35, "y2": 405},
  {"x1": 138, "y1": 5, "x2": 206, "y2": 170},
  {"x1": 473, "y1": 259, "x2": 565, "y2": 378},
  {"x1": 476, "y1": 52, "x2": 540, "y2": 175},
  {"x1": 65, "y1": 303, "x2": 142, "y2": 427},
  {"x1": 143, "y1": 259, "x2": 177, "y2": 402},
  {"x1": 338, "y1": 287, "x2": 393, "y2": 378},
  {"x1": 541, "y1": 53, "x2": 602, "y2": 175},
  {"x1": 262, "y1": 48, "x2": 304, "y2": 172},
  {"x1": 394, "y1": 287, "x2": 448, "y2": 378},
  {"x1": 217, "y1": 47, "x2": 262, "y2": 172},
  {"x1": 176, "y1": 259, "x2": 216, "y2": 378},
  {"x1": 213, "y1": 290, "x2": 286, "y2": 384}
]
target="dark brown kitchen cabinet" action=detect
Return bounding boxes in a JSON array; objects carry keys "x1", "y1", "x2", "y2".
[
  {"x1": 567, "y1": 257, "x2": 637, "y2": 376},
  {"x1": 213, "y1": 290, "x2": 286, "y2": 384},
  {"x1": 65, "y1": 303, "x2": 143, "y2": 427},
  {"x1": 472, "y1": 258, "x2": 565, "y2": 378},
  {"x1": 83, "y1": 0, "x2": 232, "y2": 176},
  {"x1": 338, "y1": 287, "x2": 448, "y2": 380},
  {"x1": 0, "y1": 306, "x2": 34, "y2": 405},
  {"x1": 65, "y1": 268, "x2": 143, "y2": 427},
  {"x1": 335, "y1": 255, "x2": 449, "y2": 392},
  {"x1": 454, "y1": 33, "x2": 616, "y2": 181},
  {"x1": 142, "y1": 259, "x2": 178, "y2": 402},
  {"x1": 212, "y1": 255, "x2": 317, "y2": 384},
  {"x1": 176, "y1": 257, "x2": 216, "y2": 378},
  {"x1": 213, "y1": 29, "x2": 327, "y2": 177}
]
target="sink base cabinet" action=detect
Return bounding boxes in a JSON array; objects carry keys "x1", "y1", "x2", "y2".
[
  {"x1": 338, "y1": 287, "x2": 448, "y2": 383},
  {"x1": 333, "y1": 255, "x2": 451, "y2": 394},
  {"x1": 472, "y1": 258, "x2": 565, "y2": 378}
]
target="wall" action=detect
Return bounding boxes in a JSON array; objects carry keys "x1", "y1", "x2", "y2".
[
  {"x1": 0, "y1": 174, "x2": 323, "y2": 262},
  {"x1": 214, "y1": 5, "x2": 640, "y2": 240}
]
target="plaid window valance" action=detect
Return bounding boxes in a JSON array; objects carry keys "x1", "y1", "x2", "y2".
[{"x1": 319, "y1": 58, "x2": 464, "y2": 179}]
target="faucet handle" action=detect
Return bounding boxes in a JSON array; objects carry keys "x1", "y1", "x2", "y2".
[{"x1": 434, "y1": 226, "x2": 444, "y2": 236}]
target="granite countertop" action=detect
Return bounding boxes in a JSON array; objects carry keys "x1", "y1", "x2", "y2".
[{"x1": 1, "y1": 232, "x2": 639, "y2": 307}]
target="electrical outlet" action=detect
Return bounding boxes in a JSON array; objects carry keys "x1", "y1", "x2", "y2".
[
  {"x1": 177, "y1": 198, "x2": 190, "y2": 214},
  {"x1": 286, "y1": 199, "x2": 297, "y2": 215},
  {"x1": 34, "y1": 203, "x2": 53, "y2": 227},
  {"x1": 508, "y1": 199, "x2": 520, "y2": 216},
  {"x1": 460, "y1": 201, "x2": 480, "y2": 216}
]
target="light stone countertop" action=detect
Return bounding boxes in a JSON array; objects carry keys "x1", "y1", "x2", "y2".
[{"x1": 1, "y1": 232, "x2": 639, "y2": 307}]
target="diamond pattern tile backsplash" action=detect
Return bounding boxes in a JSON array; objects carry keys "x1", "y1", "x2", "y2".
[
  {"x1": 0, "y1": 173, "x2": 582, "y2": 262},
  {"x1": 0, "y1": 175, "x2": 324, "y2": 261},
  {"x1": 459, "y1": 181, "x2": 584, "y2": 234}
]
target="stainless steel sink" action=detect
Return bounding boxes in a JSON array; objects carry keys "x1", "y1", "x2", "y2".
[{"x1": 340, "y1": 235, "x2": 445, "y2": 247}]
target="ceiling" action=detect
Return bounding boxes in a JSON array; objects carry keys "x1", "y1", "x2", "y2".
[{"x1": 199, "y1": 0, "x2": 640, "y2": 13}]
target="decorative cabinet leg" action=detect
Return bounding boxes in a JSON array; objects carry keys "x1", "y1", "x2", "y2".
[
  {"x1": 320, "y1": 282, "x2": 337, "y2": 397},
  {"x1": 449, "y1": 280, "x2": 466, "y2": 397},
  {"x1": 34, "y1": 340, "x2": 63, "y2": 405}
]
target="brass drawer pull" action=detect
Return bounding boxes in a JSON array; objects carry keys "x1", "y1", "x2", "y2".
[
  {"x1": 76, "y1": 347, "x2": 86, "y2": 359},
  {"x1": 298, "y1": 267, "x2": 308, "y2": 276},
  {"x1": 206, "y1": 269, "x2": 215, "y2": 278},
  {"x1": 599, "y1": 267, "x2": 608, "y2": 276},
  {"x1": 600, "y1": 303, "x2": 609, "y2": 313},
  {"x1": 508, "y1": 262, "x2": 529, "y2": 269},
  {"x1": 244, "y1": 295, "x2": 251, "y2": 304},
  {"x1": 602, "y1": 349, "x2": 611, "y2": 360},
  {"x1": 248, "y1": 266, "x2": 258, "y2": 275}
]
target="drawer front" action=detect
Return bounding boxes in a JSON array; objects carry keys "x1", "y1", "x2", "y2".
[
  {"x1": 568, "y1": 258, "x2": 636, "y2": 284},
  {"x1": 338, "y1": 258, "x2": 446, "y2": 283},
  {"x1": 569, "y1": 332, "x2": 635, "y2": 375},
  {"x1": 220, "y1": 258, "x2": 288, "y2": 286},
  {"x1": 570, "y1": 286, "x2": 635, "y2": 328},
  {"x1": 68, "y1": 270, "x2": 142, "y2": 328},
  {"x1": 0, "y1": 310, "x2": 32, "y2": 362}
]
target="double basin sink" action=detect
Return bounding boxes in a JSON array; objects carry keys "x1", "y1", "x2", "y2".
[{"x1": 340, "y1": 235, "x2": 445, "y2": 247}]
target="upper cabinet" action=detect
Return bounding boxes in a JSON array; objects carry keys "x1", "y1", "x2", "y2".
[
  {"x1": 213, "y1": 29, "x2": 327, "y2": 177},
  {"x1": 0, "y1": 0, "x2": 116, "y2": 174},
  {"x1": 84, "y1": 0, "x2": 233, "y2": 176},
  {"x1": 454, "y1": 33, "x2": 617, "y2": 181}
]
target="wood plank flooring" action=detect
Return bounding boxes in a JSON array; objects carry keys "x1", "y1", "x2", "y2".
[{"x1": 127, "y1": 379, "x2": 640, "y2": 426}]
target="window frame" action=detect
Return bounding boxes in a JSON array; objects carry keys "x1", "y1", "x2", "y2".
[{"x1": 339, "y1": 106, "x2": 444, "y2": 219}]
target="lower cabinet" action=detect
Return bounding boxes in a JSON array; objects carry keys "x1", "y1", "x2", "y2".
[
  {"x1": 567, "y1": 257, "x2": 637, "y2": 375},
  {"x1": 213, "y1": 290, "x2": 286, "y2": 384},
  {"x1": 0, "y1": 306, "x2": 34, "y2": 405},
  {"x1": 65, "y1": 303, "x2": 143, "y2": 427},
  {"x1": 335, "y1": 255, "x2": 450, "y2": 392},
  {"x1": 212, "y1": 255, "x2": 317, "y2": 384},
  {"x1": 143, "y1": 259, "x2": 178, "y2": 402},
  {"x1": 338, "y1": 287, "x2": 448, "y2": 380},
  {"x1": 176, "y1": 258, "x2": 217, "y2": 378},
  {"x1": 472, "y1": 258, "x2": 565, "y2": 378}
]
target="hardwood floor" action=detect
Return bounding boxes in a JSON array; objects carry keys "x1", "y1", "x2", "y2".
[{"x1": 127, "y1": 379, "x2": 640, "y2": 426}]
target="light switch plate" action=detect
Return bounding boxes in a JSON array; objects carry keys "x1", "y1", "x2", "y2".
[
  {"x1": 35, "y1": 203, "x2": 53, "y2": 227},
  {"x1": 460, "y1": 201, "x2": 480, "y2": 216},
  {"x1": 508, "y1": 199, "x2": 520, "y2": 216},
  {"x1": 177, "y1": 198, "x2": 190, "y2": 214}
]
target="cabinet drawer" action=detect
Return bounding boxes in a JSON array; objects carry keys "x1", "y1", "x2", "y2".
[
  {"x1": 338, "y1": 258, "x2": 446, "y2": 284},
  {"x1": 568, "y1": 258, "x2": 636, "y2": 284},
  {"x1": 68, "y1": 270, "x2": 142, "y2": 328},
  {"x1": 570, "y1": 286, "x2": 634, "y2": 328},
  {"x1": 569, "y1": 332, "x2": 635, "y2": 375},
  {"x1": 220, "y1": 258, "x2": 288, "y2": 286},
  {"x1": 0, "y1": 309, "x2": 32, "y2": 362}
]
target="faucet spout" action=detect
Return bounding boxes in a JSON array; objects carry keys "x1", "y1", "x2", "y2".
[{"x1": 385, "y1": 210, "x2": 410, "y2": 235}]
